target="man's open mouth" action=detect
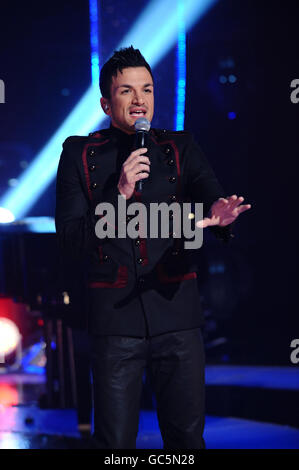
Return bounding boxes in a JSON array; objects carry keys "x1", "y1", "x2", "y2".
[{"x1": 129, "y1": 108, "x2": 147, "y2": 116}]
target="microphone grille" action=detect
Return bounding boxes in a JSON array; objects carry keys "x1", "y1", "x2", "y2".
[{"x1": 134, "y1": 117, "x2": 151, "y2": 132}]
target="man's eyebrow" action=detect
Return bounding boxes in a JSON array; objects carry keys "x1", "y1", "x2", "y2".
[{"x1": 117, "y1": 83, "x2": 154, "y2": 89}]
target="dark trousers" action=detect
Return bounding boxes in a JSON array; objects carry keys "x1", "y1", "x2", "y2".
[{"x1": 90, "y1": 328, "x2": 205, "y2": 449}]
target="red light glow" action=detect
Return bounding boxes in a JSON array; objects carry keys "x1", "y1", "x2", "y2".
[{"x1": 0, "y1": 318, "x2": 21, "y2": 355}]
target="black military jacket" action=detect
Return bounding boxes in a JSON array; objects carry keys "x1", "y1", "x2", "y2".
[{"x1": 55, "y1": 126, "x2": 232, "y2": 337}]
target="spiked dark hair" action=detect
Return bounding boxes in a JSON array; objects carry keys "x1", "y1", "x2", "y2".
[{"x1": 99, "y1": 46, "x2": 153, "y2": 99}]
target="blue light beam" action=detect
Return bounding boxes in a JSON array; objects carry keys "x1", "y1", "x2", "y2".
[
  {"x1": 117, "y1": 0, "x2": 217, "y2": 68},
  {"x1": 175, "y1": 0, "x2": 186, "y2": 131},
  {"x1": 89, "y1": 0, "x2": 100, "y2": 87}
]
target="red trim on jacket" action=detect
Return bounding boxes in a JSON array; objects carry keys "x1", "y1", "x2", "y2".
[
  {"x1": 92, "y1": 132, "x2": 103, "y2": 138},
  {"x1": 88, "y1": 266, "x2": 128, "y2": 288}
]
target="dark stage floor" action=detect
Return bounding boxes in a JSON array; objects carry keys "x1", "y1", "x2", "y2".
[{"x1": 0, "y1": 367, "x2": 298, "y2": 449}]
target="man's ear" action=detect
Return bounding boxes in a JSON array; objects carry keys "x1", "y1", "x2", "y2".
[{"x1": 100, "y1": 97, "x2": 111, "y2": 116}]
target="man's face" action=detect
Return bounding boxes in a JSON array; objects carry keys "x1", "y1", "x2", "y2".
[{"x1": 102, "y1": 66, "x2": 154, "y2": 134}]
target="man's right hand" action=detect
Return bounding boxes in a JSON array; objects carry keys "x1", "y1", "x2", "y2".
[{"x1": 117, "y1": 148, "x2": 150, "y2": 200}]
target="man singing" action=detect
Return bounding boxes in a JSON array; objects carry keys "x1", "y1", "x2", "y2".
[{"x1": 55, "y1": 46, "x2": 250, "y2": 449}]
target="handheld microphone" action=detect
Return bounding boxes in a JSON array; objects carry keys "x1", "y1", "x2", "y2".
[{"x1": 134, "y1": 117, "x2": 151, "y2": 192}]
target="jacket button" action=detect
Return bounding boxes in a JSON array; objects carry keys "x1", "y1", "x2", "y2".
[
  {"x1": 135, "y1": 239, "x2": 141, "y2": 246},
  {"x1": 172, "y1": 250, "x2": 179, "y2": 256},
  {"x1": 103, "y1": 254, "x2": 109, "y2": 262},
  {"x1": 169, "y1": 176, "x2": 176, "y2": 183},
  {"x1": 89, "y1": 164, "x2": 96, "y2": 171},
  {"x1": 167, "y1": 158, "x2": 174, "y2": 165},
  {"x1": 90, "y1": 182, "x2": 98, "y2": 189},
  {"x1": 138, "y1": 277, "x2": 145, "y2": 286},
  {"x1": 137, "y1": 257, "x2": 143, "y2": 264},
  {"x1": 88, "y1": 148, "x2": 96, "y2": 157},
  {"x1": 170, "y1": 195, "x2": 177, "y2": 202},
  {"x1": 164, "y1": 146, "x2": 171, "y2": 155}
]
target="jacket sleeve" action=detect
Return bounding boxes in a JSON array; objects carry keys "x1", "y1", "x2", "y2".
[
  {"x1": 55, "y1": 138, "x2": 100, "y2": 259},
  {"x1": 184, "y1": 133, "x2": 234, "y2": 243}
]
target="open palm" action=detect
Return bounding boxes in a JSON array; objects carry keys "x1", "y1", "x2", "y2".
[{"x1": 196, "y1": 195, "x2": 251, "y2": 229}]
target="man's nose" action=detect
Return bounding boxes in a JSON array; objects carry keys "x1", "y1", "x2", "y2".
[{"x1": 132, "y1": 91, "x2": 144, "y2": 104}]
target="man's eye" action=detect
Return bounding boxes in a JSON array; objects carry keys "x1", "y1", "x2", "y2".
[
  {"x1": 121, "y1": 89, "x2": 130, "y2": 94},
  {"x1": 144, "y1": 89, "x2": 152, "y2": 93}
]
